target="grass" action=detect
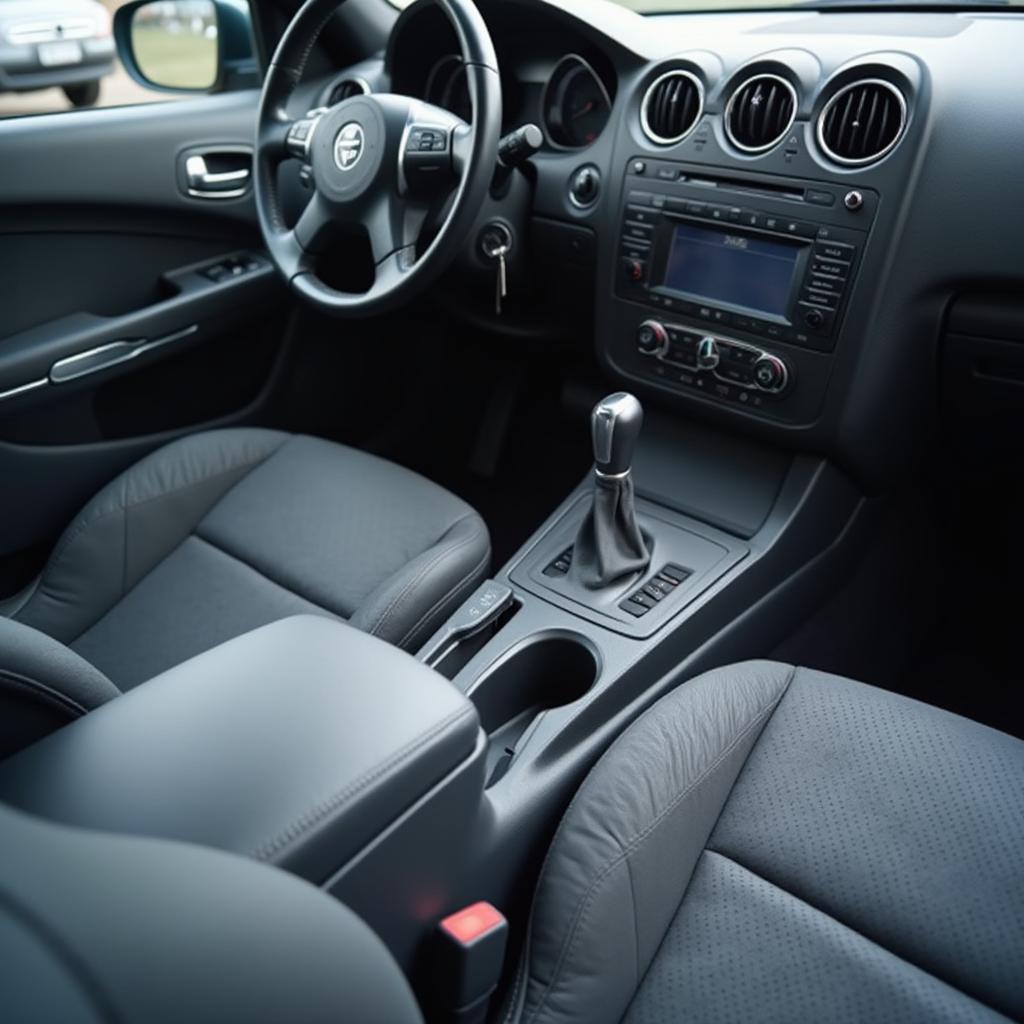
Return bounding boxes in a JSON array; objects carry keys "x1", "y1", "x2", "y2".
[{"x1": 131, "y1": 24, "x2": 217, "y2": 90}]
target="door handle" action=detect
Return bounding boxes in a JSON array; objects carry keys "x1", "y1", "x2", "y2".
[{"x1": 184, "y1": 153, "x2": 251, "y2": 200}]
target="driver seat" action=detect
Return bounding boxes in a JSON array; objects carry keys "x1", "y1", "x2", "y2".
[{"x1": 0, "y1": 428, "x2": 490, "y2": 756}]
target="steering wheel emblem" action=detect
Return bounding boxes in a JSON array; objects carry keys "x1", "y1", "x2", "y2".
[{"x1": 333, "y1": 122, "x2": 365, "y2": 171}]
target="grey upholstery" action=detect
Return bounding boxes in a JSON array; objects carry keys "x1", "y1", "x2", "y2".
[
  {"x1": 0, "y1": 618, "x2": 120, "y2": 759},
  {"x1": 509, "y1": 662, "x2": 1024, "y2": 1024},
  {"x1": 0, "y1": 428, "x2": 489, "y2": 744},
  {"x1": 0, "y1": 616, "x2": 481, "y2": 885},
  {"x1": 0, "y1": 802, "x2": 424, "y2": 1024}
]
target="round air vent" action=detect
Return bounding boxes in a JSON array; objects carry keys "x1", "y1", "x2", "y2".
[
  {"x1": 725, "y1": 73, "x2": 797, "y2": 153},
  {"x1": 640, "y1": 70, "x2": 704, "y2": 145},
  {"x1": 817, "y1": 78, "x2": 906, "y2": 166},
  {"x1": 328, "y1": 77, "x2": 370, "y2": 105}
]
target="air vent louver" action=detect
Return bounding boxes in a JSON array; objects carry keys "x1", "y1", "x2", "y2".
[
  {"x1": 817, "y1": 79, "x2": 906, "y2": 166},
  {"x1": 329, "y1": 78, "x2": 369, "y2": 105},
  {"x1": 725, "y1": 74, "x2": 797, "y2": 153},
  {"x1": 641, "y1": 70, "x2": 703, "y2": 145}
]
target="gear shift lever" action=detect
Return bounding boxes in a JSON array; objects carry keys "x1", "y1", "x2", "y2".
[{"x1": 571, "y1": 392, "x2": 651, "y2": 589}]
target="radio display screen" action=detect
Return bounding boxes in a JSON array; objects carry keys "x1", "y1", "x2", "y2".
[{"x1": 660, "y1": 222, "x2": 802, "y2": 318}]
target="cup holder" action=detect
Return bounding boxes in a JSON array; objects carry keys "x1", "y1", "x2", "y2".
[{"x1": 468, "y1": 632, "x2": 599, "y2": 736}]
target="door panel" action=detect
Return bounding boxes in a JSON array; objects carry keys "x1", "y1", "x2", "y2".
[{"x1": 0, "y1": 89, "x2": 294, "y2": 568}]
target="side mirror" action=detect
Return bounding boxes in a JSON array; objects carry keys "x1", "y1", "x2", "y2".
[{"x1": 114, "y1": 0, "x2": 258, "y2": 94}]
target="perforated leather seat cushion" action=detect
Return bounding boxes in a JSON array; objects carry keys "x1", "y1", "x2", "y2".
[{"x1": 511, "y1": 662, "x2": 1024, "y2": 1024}]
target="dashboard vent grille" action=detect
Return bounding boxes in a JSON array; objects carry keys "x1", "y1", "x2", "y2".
[
  {"x1": 726, "y1": 74, "x2": 797, "y2": 153},
  {"x1": 328, "y1": 78, "x2": 370, "y2": 105},
  {"x1": 641, "y1": 70, "x2": 703, "y2": 145},
  {"x1": 818, "y1": 79, "x2": 906, "y2": 165}
]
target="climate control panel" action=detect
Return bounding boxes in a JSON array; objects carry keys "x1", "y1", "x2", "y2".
[{"x1": 635, "y1": 319, "x2": 792, "y2": 407}]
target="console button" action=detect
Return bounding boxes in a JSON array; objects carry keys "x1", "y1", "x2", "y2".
[
  {"x1": 783, "y1": 219, "x2": 818, "y2": 238},
  {"x1": 798, "y1": 302, "x2": 835, "y2": 332},
  {"x1": 811, "y1": 258, "x2": 848, "y2": 280},
  {"x1": 727, "y1": 206, "x2": 743, "y2": 222},
  {"x1": 685, "y1": 200, "x2": 707, "y2": 216},
  {"x1": 656, "y1": 166, "x2": 679, "y2": 181},
  {"x1": 627, "y1": 190, "x2": 654, "y2": 206},
  {"x1": 741, "y1": 211, "x2": 765, "y2": 228},
  {"x1": 707, "y1": 205, "x2": 729, "y2": 222},
  {"x1": 660, "y1": 563, "x2": 692, "y2": 583},
  {"x1": 622, "y1": 257, "x2": 647, "y2": 283},
  {"x1": 753, "y1": 354, "x2": 788, "y2": 393},
  {"x1": 626, "y1": 205, "x2": 658, "y2": 224},
  {"x1": 624, "y1": 222, "x2": 654, "y2": 242},
  {"x1": 808, "y1": 274, "x2": 843, "y2": 294},
  {"x1": 802, "y1": 288, "x2": 839, "y2": 309},
  {"x1": 697, "y1": 336, "x2": 720, "y2": 370},
  {"x1": 619, "y1": 598, "x2": 650, "y2": 618},
  {"x1": 636, "y1": 319, "x2": 668, "y2": 355},
  {"x1": 814, "y1": 240, "x2": 855, "y2": 262},
  {"x1": 805, "y1": 188, "x2": 835, "y2": 206}
]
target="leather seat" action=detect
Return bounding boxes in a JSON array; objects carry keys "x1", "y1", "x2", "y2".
[
  {"x1": 0, "y1": 428, "x2": 489, "y2": 756},
  {"x1": 507, "y1": 662, "x2": 1024, "y2": 1024}
]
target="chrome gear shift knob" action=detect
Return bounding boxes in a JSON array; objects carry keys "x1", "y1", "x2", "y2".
[{"x1": 591, "y1": 392, "x2": 644, "y2": 478}]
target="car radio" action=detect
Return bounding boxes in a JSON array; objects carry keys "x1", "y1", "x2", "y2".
[{"x1": 616, "y1": 160, "x2": 871, "y2": 355}]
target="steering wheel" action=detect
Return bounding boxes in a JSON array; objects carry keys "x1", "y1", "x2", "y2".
[{"x1": 254, "y1": 0, "x2": 501, "y2": 317}]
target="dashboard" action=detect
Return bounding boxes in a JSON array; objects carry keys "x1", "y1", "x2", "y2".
[{"x1": 297, "y1": 0, "x2": 1024, "y2": 489}]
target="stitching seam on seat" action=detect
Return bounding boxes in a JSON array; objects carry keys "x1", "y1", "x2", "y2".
[
  {"x1": 250, "y1": 704, "x2": 476, "y2": 864},
  {"x1": 524, "y1": 684, "x2": 789, "y2": 1024},
  {"x1": 0, "y1": 670, "x2": 89, "y2": 718},
  {"x1": 43, "y1": 441, "x2": 287, "y2": 575},
  {"x1": 702, "y1": 849, "x2": 1014, "y2": 1022},
  {"x1": 395, "y1": 535, "x2": 491, "y2": 648},
  {"x1": 368, "y1": 513, "x2": 482, "y2": 639},
  {"x1": 188, "y1": 535, "x2": 343, "y2": 619}
]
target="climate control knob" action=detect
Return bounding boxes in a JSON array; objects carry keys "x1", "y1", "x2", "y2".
[
  {"x1": 697, "y1": 336, "x2": 720, "y2": 370},
  {"x1": 636, "y1": 319, "x2": 668, "y2": 356},
  {"x1": 753, "y1": 354, "x2": 789, "y2": 393}
]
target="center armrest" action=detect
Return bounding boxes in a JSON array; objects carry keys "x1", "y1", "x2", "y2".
[{"x1": 0, "y1": 616, "x2": 481, "y2": 884}]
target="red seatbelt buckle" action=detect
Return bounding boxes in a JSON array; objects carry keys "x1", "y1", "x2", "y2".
[{"x1": 434, "y1": 901, "x2": 508, "y2": 1024}]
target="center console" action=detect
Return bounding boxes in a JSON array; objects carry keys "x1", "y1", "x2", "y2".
[{"x1": 604, "y1": 158, "x2": 877, "y2": 424}]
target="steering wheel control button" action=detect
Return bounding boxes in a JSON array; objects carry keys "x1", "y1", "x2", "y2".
[
  {"x1": 568, "y1": 165, "x2": 601, "y2": 208},
  {"x1": 287, "y1": 117, "x2": 320, "y2": 160},
  {"x1": 403, "y1": 123, "x2": 453, "y2": 194},
  {"x1": 636, "y1": 320, "x2": 668, "y2": 356}
]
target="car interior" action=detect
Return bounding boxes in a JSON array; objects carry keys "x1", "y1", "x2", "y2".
[{"x1": 1, "y1": 0, "x2": 1023, "y2": 1020}]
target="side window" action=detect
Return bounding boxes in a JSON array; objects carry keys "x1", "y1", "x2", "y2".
[{"x1": 0, "y1": 0, "x2": 255, "y2": 119}]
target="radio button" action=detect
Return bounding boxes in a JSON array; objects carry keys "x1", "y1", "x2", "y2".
[
  {"x1": 727, "y1": 206, "x2": 743, "y2": 222},
  {"x1": 636, "y1": 320, "x2": 668, "y2": 356},
  {"x1": 624, "y1": 222, "x2": 654, "y2": 241},
  {"x1": 626, "y1": 205, "x2": 658, "y2": 224},
  {"x1": 798, "y1": 302, "x2": 835, "y2": 332},
  {"x1": 622, "y1": 257, "x2": 647, "y2": 283},
  {"x1": 753, "y1": 355, "x2": 789, "y2": 393},
  {"x1": 802, "y1": 288, "x2": 839, "y2": 309},
  {"x1": 627, "y1": 190, "x2": 654, "y2": 206},
  {"x1": 805, "y1": 188, "x2": 835, "y2": 207},
  {"x1": 808, "y1": 274, "x2": 843, "y2": 294},
  {"x1": 741, "y1": 211, "x2": 765, "y2": 229},
  {"x1": 811, "y1": 258, "x2": 848, "y2": 280},
  {"x1": 707, "y1": 205, "x2": 729, "y2": 222},
  {"x1": 813, "y1": 240, "x2": 855, "y2": 262},
  {"x1": 697, "y1": 337, "x2": 720, "y2": 370},
  {"x1": 684, "y1": 200, "x2": 707, "y2": 216}
]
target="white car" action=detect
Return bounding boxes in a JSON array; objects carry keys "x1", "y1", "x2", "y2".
[{"x1": 0, "y1": 0, "x2": 115, "y2": 107}]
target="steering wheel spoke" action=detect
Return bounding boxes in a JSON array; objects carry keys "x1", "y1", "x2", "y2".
[{"x1": 294, "y1": 191, "x2": 335, "y2": 254}]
